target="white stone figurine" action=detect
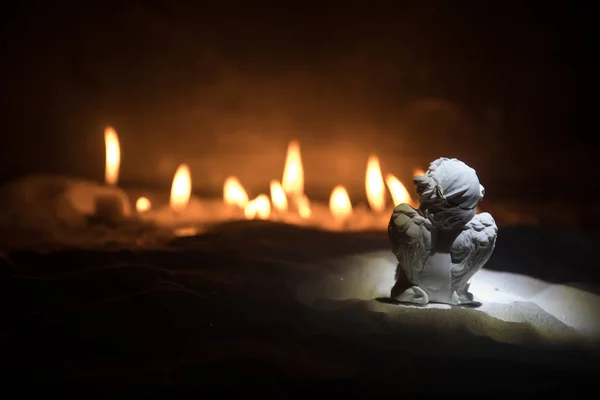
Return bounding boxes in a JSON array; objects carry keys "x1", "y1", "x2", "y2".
[{"x1": 388, "y1": 158, "x2": 498, "y2": 306}]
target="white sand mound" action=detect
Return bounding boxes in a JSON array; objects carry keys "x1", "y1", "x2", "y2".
[
  {"x1": 296, "y1": 251, "x2": 600, "y2": 346},
  {"x1": 0, "y1": 175, "x2": 139, "y2": 249},
  {"x1": 0, "y1": 175, "x2": 131, "y2": 228}
]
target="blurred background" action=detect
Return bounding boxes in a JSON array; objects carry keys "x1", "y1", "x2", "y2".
[{"x1": 0, "y1": 1, "x2": 595, "y2": 202}]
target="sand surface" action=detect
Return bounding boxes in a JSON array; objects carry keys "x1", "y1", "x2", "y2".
[
  {"x1": 1, "y1": 176, "x2": 599, "y2": 395},
  {"x1": 1, "y1": 219, "x2": 600, "y2": 396}
]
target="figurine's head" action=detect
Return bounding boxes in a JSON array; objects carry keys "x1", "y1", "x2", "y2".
[{"x1": 414, "y1": 158, "x2": 484, "y2": 229}]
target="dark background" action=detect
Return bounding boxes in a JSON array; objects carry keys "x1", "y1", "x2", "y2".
[{"x1": 1, "y1": 1, "x2": 596, "y2": 200}]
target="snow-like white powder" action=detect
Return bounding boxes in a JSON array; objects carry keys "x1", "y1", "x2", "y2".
[{"x1": 296, "y1": 251, "x2": 600, "y2": 346}]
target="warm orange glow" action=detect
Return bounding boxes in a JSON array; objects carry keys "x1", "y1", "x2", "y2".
[
  {"x1": 244, "y1": 202, "x2": 255, "y2": 219},
  {"x1": 329, "y1": 185, "x2": 352, "y2": 220},
  {"x1": 223, "y1": 176, "x2": 249, "y2": 208},
  {"x1": 385, "y1": 174, "x2": 413, "y2": 207},
  {"x1": 174, "y1": 226, "x2": 199, "y2": 237},
  {"x1": 270, "y1": 180, "x2": 288, "y2": 212},
  {"x1": 244, "y1": 194, "x2": 271, "y2": 220},
  {"x1": 170, "y1": 164, "x2": 192, "y2": 212},
  {"x1": 365, "y1": 154, "x2": 386, "y2": 213},
  {"x1": 413, "y1": 168, "x2": 426, "y2": 177},
  {"x1": 282, "y1": 140, "x2": 304, "y2": 197},
  {"x1": 135, "y1": 196, "x2": 151, "y2": 213},
  {"x1": 104, "y1": 126, "x2": 120, "y2": 186}
]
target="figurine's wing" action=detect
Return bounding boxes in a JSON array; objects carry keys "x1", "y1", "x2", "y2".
[
  {"x1": 450, "y1": 212, "x2": 498, "y2": 296},
  {"x1": 388, "y1": 203, "x2": 432, "y2": 285}
]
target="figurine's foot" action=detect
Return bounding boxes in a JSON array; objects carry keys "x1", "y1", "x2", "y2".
[
  {"x1": 391, "y1": 285, "x2": 429, "y2": 305},
  {"x1": 454, "y1": 289, "x2": 481, "y2": 307}
]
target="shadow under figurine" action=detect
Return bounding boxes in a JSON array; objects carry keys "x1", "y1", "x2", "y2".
[{"x1": 388, "y1": 158, "x2": 498, "y2": 306}]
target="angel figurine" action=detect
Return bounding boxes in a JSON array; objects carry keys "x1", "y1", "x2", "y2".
[{"x1": 388, "y1": 158, "x2": 498, "y2": 306}]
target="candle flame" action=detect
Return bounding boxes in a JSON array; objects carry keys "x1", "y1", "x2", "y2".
[
  {"x1": 244, "y1": 194, "x2": 271, "y2": 220},
  {"x1": 295, "y1": 194, "x2": 312, "y2": 218},
  {"x1": 365, "y1": 154, "x2": 386, "y2": 213},
  {"x1": 104, "y1": 126, "x2": 120, "y2": 186},
  {"x1": 223, "y1": 176, "x2": 249, "y2": 208},
  {"x1": 282, "y1": 140, "x2": 304, "y2": 197},
  {"x1": 329, "y1": 185, "x2": 352, "y2": 220},
  {"x1": 135, "y1": 196, "x2": 152, "y2": 213},
  {"x1": 170, "y1": 164, "x2": 192, "y2": 212},
  {"x1": 385, "y1": 174, "x2": 413, "y2": 207},
  {"x1": 270, "y1": 180, "x2": 288, "y2": 212}
]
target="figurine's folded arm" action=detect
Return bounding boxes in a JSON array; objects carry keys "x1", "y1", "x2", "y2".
[
  {"x1": 450, "y1": 212, "x2": 498, "y2": 302},
  {"x1": 388, "y1": 203, "x2": 431, "y2": 286}
]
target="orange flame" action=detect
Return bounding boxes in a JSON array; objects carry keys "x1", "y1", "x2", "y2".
[
  {"x1": 329, "y1": 185, "x2": 352, "y2": 220},
  {"x1": 135, "y1": 196, "x2": 151, "y2": 213},
  {"x1": 223, "y1": 176, "x2": 249, "y2": 208},
  {"x1": 270, "y1": 180, "x2": 288, "y2": 212},
  {"x1": 104, "y1": 126, "x2": 120, "y2": 186},
  {"x1": 244, "y1": 194, "x2": 271, "y2": 220},
  {"x1": 385, "y1": 174, "x2": 413, "y2": 207},
  {"x1": 365, "y1": 155, "x2": 386, "y2": 213},
  {"x1": 294, "y1": 194, "x2": 312, "y2": 218},
  {"x1": 170, "y1": 164, "x2": 192, "y2": 212},
  {"x1": 282, "y1": 140, "x2": 304, "y2": 197}
]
